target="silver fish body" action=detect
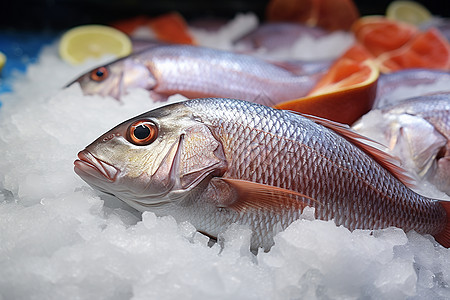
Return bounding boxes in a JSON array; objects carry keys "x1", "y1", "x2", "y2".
[
  {"x1": 355, "y1": 93, "x2": 450, "y2": 195},
  {"x1": 234, "y1": 22, "x2": 328, "y2": 52},
  {"x1": 69, "y1": 45, "x2": 320, "y2": 102},
  {"x1": 74, "y1": 98, "x2": 450, "y2": 250},
  {"x1": 375, "y1": 69, "x2": 450, "y2": 108}
]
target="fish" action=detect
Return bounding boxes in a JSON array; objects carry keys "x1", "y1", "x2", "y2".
[
  {"x1": 67, "y1": 44, "x2": 322, "y2": 103},
  {"x1": 129, "y1": 39, "x2": 332, "y2": 76},
  {"x1": 354, "y1": 92, "x2": 450, "y2": 195},
  {"x1": 74, "y1": 98, "x2": 450, "y2": 250},
  {"x1": 375, "y1": 69, "x2": 450, "y2": 108},
  {"x1": 420, "y1": 18, "x2": 450, "y2": 43},
  {"x1": 233, "y1": 22, "x2": 328, "y2": 52}
]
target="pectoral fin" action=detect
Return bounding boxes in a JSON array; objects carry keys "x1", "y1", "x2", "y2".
[
  {"x1": 179, "y1": 124, "x2": 228, "y2": 190},
  {"x1": 220, "y1": 178, "x2": 321, "y2": 213}
]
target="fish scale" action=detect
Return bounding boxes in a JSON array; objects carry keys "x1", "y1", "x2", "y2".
[
  {"x1": 75, "y1": 98, "x2": 450, "y2": 250},
  {"x1": 185, "y1": 99, "x2": 445, "y2": 230}
]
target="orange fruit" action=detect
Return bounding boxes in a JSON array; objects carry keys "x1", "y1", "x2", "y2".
[
  {"x1": 377, "y1": 28, "x2": 450, "y2": 72},
  {"x1": 351, "y1": 16, "x2": 450, "y2": 72},
  {"x1": 274, "y1": 45, "x2": 378, "y2": 125},
  {"x1": 112, "y1": 16, "x2": 150, "y2": 35},
  {"x1": 266, "y1": 0, "x2": 359, "y2": 31},
  {"x1": 148, "y1": 12, "x2": 196, "y2": 45},
  {"x1": 112, "y1": 13, "x2": 196, "y2": 45},
  {"x1": 352, "y1": 16, "x2": 418, "y2": 56},
  {"x1": 317, "y1": 0, "x2": 360, "y2": 31},
  {"x1": 339, "y1": 42, "x2": 375, "y2": 63},
  {"x1": 307, "y1": 43, "x2": 374, "y2": 96}
]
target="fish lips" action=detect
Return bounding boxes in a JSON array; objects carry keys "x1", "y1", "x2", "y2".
[{"x1": 74, "y1": 149, "x2": 120, "y2": 183}]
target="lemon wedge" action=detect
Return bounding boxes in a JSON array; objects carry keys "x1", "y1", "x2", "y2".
[
  {"x1": 59, "y1": 25, "x2": 132, "y2": 65},
  {"x1": 0, "y1": 51, "x2": 6, "y2": 72},
  {"x1": 386, "y1": 1, "x2": 432, "y2": 26}
]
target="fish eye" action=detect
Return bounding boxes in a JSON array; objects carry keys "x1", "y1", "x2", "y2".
[
  {"x1": 90, "y1": 67, "x2": 109, "y2": 82},
  {"x1": 127, "y1": 120, "x2": 158, "y2": 146}
]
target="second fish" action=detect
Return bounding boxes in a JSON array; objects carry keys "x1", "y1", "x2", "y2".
[{"x1": 68, "y1": 44, "x2": 323, "y2": 103}]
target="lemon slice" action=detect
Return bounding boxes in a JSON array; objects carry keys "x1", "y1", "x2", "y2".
[
  {"x1": 59, "y1": 25, "x2": 132, "y2": 65},
  {"x1": 0, "y1": 51, "x2": 6, "y2": 72},
  {"x1": 386, "y1": 1, "x2": 432, "y2": 25}
]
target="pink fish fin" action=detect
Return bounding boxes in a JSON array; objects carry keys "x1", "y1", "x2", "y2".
[
  {"x1": 435, "y1": 201, "x2": 450, "y2": 248},
  {"x1": 220, "y1": 178, "x2": 322, "y2": 213},
  {"x1": 253, "y1": 92, "x2": 277, "y2": 107},
  {"x1": 266, "y1": 59, "x2": 330, "y2": 76},
  {"x1": 290, "y1": 111, "x2": 416, "y2": 188},
  {"x1": 266, "y1": 60, "x2": 306, "y2": 75},
  {"x1": 148, "y1": 91, "x2": 169, "y2": 102}
]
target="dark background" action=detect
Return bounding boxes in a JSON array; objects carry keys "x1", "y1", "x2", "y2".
[{"x1": 1, "y1": 0, "x2": 449, "y2": 30}]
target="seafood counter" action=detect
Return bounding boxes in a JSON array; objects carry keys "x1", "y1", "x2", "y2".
[{"x1": 1, "y1": 0, "x2": 450, "y2": 299}]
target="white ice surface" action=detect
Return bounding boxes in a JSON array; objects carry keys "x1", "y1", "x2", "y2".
[{"x1": 1, "y1": 39, "x2": 450, "y2": 300}]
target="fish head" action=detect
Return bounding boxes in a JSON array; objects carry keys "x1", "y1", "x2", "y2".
[
  {"x1": 74, "y1": 102, "x2": 227, "y2": 210},
  {"x1": 354, "y1": 109, "x2": 447, "y2": 177},
  {"x1": 68, "y1": 57, "x2": 157, "y2": 100}
]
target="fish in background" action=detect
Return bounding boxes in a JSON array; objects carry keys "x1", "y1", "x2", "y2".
[
  {"x1": 128, "y1": 39, "x2": 332, "y2": 76},
  {"x1": 354, "y1": 92, "x2": 450, "y2": 195},
  {"x1": 420, "y1": 18, "x2": 450, "y2": 42},
  {"x1": 67, "y1": 44, "x2": 323, "y2": 103},
  {"x1": 374, "y1": 69, "x2": 450, "y2": 108},
  {"x1": 74, "y1": 98, "x2": 450, "y2": 250},
  {"x1": 233, "y1": 22, "x2": 328, "y2": 52}
]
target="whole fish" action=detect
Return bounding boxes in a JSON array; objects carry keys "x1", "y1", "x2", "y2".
[
  {"x1": 234, "y1": 22, "x2": 328, "y2": 52},
  {"x1": 74, "y1": 98, "x2": 450, "y2": 250},
  {"x1": 354, "y1": 93, "x2": 450, "y2": 195},
  {"x1": 68, "y1": 45, "x2": 321, "y2": 102}
]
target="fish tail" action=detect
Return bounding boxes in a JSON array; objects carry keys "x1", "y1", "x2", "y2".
[{"x1": 434, "y1": 201, "x2": 450, "y2": 248}]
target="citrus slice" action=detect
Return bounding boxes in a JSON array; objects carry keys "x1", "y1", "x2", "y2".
[
  {"x1": 307, "y1": 43, "x2": 374, "y2": 95},
  {"x1": 351, "y1": 16, "x2": 450, "y2": 73},
  {"x1": 377, "y1": 28, "x2": 450, "y2": 72},
  {"x1": 386, "y1": 1, "x2": 432, "y2": 26},
  {"x1": 111, "y1": 16, "x2": 149, "y2": 35},
  {"x1": 352, "y1": 16, "x2": 418, "y2": 56},
  {"x1": 266, "y1": 0, "x2": 359, "y2": 31},
  {"x1": 148, "y1": 12, "x2": 196, "y2": 45},
  {"x1": 274, "y1": 45, "x2": 379, "y2": 124},
  {"x1": 112, "y1": 13, "x2": 196, "y2": 45},
  {"x1": 0, "y1": 51, "x2": 6, "y2": 72},
  {"x1": 59, "y1": 25, "x2": 132, "y2": 65}
]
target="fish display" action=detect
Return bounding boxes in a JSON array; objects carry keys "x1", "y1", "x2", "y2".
[
  {"x1": 74, "y1": 98, "x2": 450, "y2": 250},
  {"x1": 354, "y1": 93, "x2": 450, "y2": 195},
  {"x1": 68, "y1": 44, "x2": 321, "y2": 102}
]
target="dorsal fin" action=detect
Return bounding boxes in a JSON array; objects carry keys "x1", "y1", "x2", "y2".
[
  {"x1": 252, "y1": 92, "x2": 277, "y2": 107},
  {"x1": 221, "y1": 178, "x2": 321, "y2": 213},
  {"x1": 289, "y1": 111, "x2": 416, "y2": 188}
]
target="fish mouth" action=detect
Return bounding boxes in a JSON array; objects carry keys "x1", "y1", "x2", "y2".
[{"x1": 74, "y1": 149, "x2": 119, "y2": 182}]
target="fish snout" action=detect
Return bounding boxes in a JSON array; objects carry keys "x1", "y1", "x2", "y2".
[{"x1": 74, "y1": 149, "x2": 119, "y2": 182}]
